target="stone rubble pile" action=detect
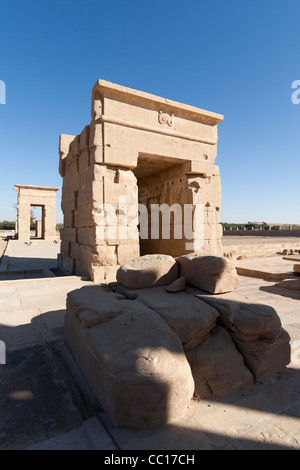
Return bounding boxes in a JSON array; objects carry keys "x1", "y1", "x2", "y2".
[{"x1": 65, "y1": 253, "x2": 291, "y2": 429}]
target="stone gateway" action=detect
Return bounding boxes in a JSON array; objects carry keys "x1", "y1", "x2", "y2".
[
  {"x1": 14, "y1": 184, "x2": 59, "y2": 241},
  {"x1": 58, "y1": 79, "x2": 224, "y2": 282}
]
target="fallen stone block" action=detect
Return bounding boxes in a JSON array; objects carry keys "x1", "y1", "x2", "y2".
[
  {"x1": 166, "y1": 276, "x2": 186, "y2": 293},
  {"x1": 65, "y1": 285, "x2": 194, "y2": 428},
  {"x1": 190, "y1": 289, "x2": 291, "y2": 380},
  {"x1": 191, "y1": 290, "x2": 283, "y2": 342},
  {"x1": 110, "y1": 284, "x2": 219, "y2": 351},
  {"x1": 116, "y1": 254, "x2": 178, "y2": 289},
  {"x1": 275, "y1": 279, "x2": 300, "y2": 291},
  {"x1": 233, "y1": 330, "x2": 291, "y2": 381},
  {"x1": 177, "y1": 254, "x2": 239, "y2": 294},
  {"x1": 293, "y1": 264, "x2": 300, "y2": 274},
  {"x1": 67, "y1": 285, "x2": 122, "y2": 328},
  {"x1": 185, "y1": 325, "x2": 254, "y2": 398}
]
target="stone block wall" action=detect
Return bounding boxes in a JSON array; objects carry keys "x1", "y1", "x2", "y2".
[{"x1": 59, "y1": 129, "x2": 139, "y2": 282}]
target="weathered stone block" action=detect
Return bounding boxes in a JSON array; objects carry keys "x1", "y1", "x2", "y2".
[
  {"x1": 117, "y1": 243, "x2": 140, "y2": 265},
  {"x1": 65, "y1": 286, "x2": 194, "y2": 428},
  {"x1": 89, "y1": 146, "x2": 103, "y2": 164},
  {"x1": 69, "y1": 134, "x2": 80, "y2": 157},
  {"x1": 61, "y1": 188, "x2": 75, "y2": 213},
  {"x1": 166, "y1": 276, "x2": 186, "y2": 293},
  {"x1": 111, "y1": 285, "x2": 219, "y2": 351},
  {"x1": 59, "y1": 134, "x2": 75, "y2": 177},
  {"x1": 177, "y1": 254, "x2": 239, "y2": 294},
  {"x1": 185, "y1": 325, "x2": 254, "y2": 398},
  {"x1": 75, "y1": 259, "x2": 90, "y2": 279},
  {"x1": 77, "y1": 181, "x2": 103, "y2": 208},
  {"x1": 118, "y1": 168, "x2": 137, "y2": 186},
  {"x1": 76, "y1": 227, "x2": 97, "y2": 245},
  {"x1": 74, "y1": 203, "x2": 99, "y2": 227},
  {"x1": 191, "y1": 290, "x2": 291, "y2": 381},
  {"x1": 293, "y1": 264, "x2": 300, "y2": 273},
  {"x1": 104, "y1": 182, "x2": 138, "y2": 205},
  {"x1": 63, "y1": 210, "x2": 74, "y2": 228},
  {"x1": 95, "y1": 245, "x2": 117, "y2": 267},
  {"x1": 275, "y1": 279, "x2": 300, "y2": 291},
  {"x1": 91, "y1": 265, "x2": 119, "y2": 283},
  {"x1": 234, "y1": 330, "x2": 291, "y2": 381},
  {"x1": 79, "y1": 125, "x2": 90, "y2": 152},
  {"x1": 61, "y1": 240, "x2": 70, "y2": 257},
  {"x1": 117, "y1": 254, "x2": 179, "y2": 289},
  {"x1": 59, "y1": 134, "x2": 75, "y2": 156},
  {"x1": 71, "y1": 243, "x2": 117, "y2": 271},
  {"x1": 62, "y1": 255, "x2": 75, "y2": 274},
  {"x1": 89, "y1": 122, "x2": 103, "y2": 149},
  {"x1": 60, "y1": 227, "x2": 76, "y2": 243},
  {"x1": 192, "y1": 291, "x2": 283, "y2": 342},
  {"x1": 77, "y1": 149, "x2": 90, "y2": 173}
]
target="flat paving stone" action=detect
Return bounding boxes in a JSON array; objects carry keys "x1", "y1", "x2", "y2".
[
  {"x1": 0, "y1": 344, "x2": 82, "y2": 450},
  {"x1": 27, "y1": 417, "x2": 117, "y2": 450},
  {"x1": 4, "y1": 240, "x2": 60, "y2": 272},
  {"x1": 236, "y1": 256, "x2": 298, "y2": 281}
]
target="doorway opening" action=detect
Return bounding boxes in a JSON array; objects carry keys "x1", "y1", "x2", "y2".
[
  {"x1": 133, "y1": 154, "x2": 189, "y2": 258},
  {"x1": 30, "y1": 205, "x2": 45, "y2": 239}
]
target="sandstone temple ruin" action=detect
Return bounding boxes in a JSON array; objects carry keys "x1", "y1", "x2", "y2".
[
  {"x1": 59, "y1": 80, "x2": 291, "y2": 429},
  {"x1": 59, "y1": 79, "x2": 224, "y2": 282}
]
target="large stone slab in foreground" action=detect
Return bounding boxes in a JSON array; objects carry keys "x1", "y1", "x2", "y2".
[
  {"x1": 177, "y1": 254, "x2": 239, "y2": 294},
  {"x1": 64, "y1": 282, "x2": 291, "y2": 429},
  {"x1": 109, "y1": 283, "x2": 254, "y2": 398},
  {"x1": 109, "y1": 283, "x2": 219, "y2": 351},
  {"x1": 65, "y1": 286, "x2": 194, "y2": 428}
]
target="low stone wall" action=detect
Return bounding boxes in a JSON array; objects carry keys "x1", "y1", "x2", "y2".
[
  {"x1": 0, "y1": 230, "x2": 61, "y2": 239},
  {"x1": 223, "y1": 230, "x2": 300, "y2": 237},
  {"x1": 223, "y1": 241, "x2": 300, "y2": 259},
  {"x1": 0, "y1": 230, "x2": 15, "y2": 238}
]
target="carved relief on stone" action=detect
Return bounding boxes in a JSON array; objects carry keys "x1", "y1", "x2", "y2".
[
  {"x1": 187, "y1": 175, "x2": 208, "y2": 193},
  {"x1": 158, "y1": 110, "x2": 173, "y2": 127}
]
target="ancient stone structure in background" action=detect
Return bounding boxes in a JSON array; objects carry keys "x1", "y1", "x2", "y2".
[
  {"x1": 14, "y1": 184, "x2": 59, "y2": 241},
  {"x1": 59, "y1": 79, "x2": 224, "y2": 282}
]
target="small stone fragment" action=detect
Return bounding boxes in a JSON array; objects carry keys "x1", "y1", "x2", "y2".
[{"x1": 166, "y1": 276, "x2": 186, "y2": 293}]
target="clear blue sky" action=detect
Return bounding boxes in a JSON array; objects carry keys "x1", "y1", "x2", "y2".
[{"x1": 0, "y1": 0, "x2": 299, "y2": 224}]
